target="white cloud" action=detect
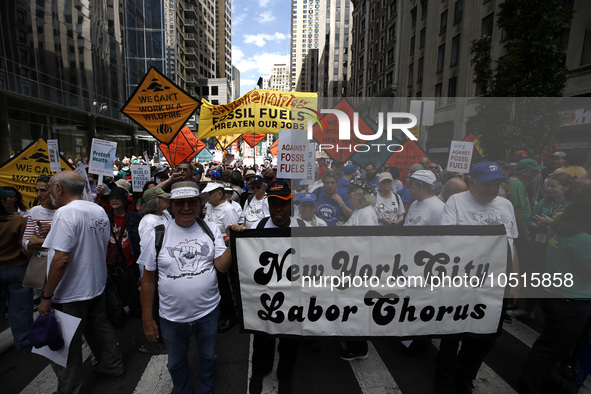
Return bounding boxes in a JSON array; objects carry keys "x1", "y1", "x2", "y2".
[
  {"x1": 257, "y1": 11, "x2": 276, "y2": 23},
  {"x1": 234, "y1": 52, "x2": 289, "y2": 75},
  {"x1": 258, "y1": 0, "x2": 271, "y2": 7},
  {"x1": 243, "y1": 32, "x2": 289, "y2": 47},
  {"x1": 240, "y1": 78, "x2": 258, "y2": 91},
  {"x1": 233, "y1": 13, "x2": 247, "y2": 26},
  {"x1": 233, "y1": 46, "x2": 244, "y2": 64}
]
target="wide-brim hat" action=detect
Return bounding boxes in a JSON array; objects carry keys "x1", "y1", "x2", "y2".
[
  {"x1": 243, "y1": 169, "x2": 256, "y2": 179},
  {"x1": 170, "y1": 182, "x2": 209, "y2": 203},
  {"x1": 108, "y1": 186, "x2": 129, "y2": 199},
  {"x1": 201, "y1": 182, "x2": 225, "y2": 194},
  {"x1": 345, "y1": 175, "x2": 376, "y2": 194}
]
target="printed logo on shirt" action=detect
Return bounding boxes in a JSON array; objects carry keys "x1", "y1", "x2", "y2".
[
  {"x1": 467, "y1": 209, "x2": 513, "y2": 226},
  {"x1": 317, "y1": 203, "x2": 337, "y2": 222},
  {"x1": 405, "y1": 212, "x2": 423, "y2": 225},
  {"x1": 165, "y1": 239, "x2": 210, "y2": 273},
  {"x1": 90, "y1": 218, "x2": 109, "y2": 231}
]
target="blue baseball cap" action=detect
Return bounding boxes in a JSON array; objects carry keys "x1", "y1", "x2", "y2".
[
  {"x1": 344, "y1": 164, "x2": 357, "y2": 174},
  {"x1": 470, "y1": 162, "x2": 506, "y2": 182},
  {"x1": 298, "y1": 193, "x2": 317, "y2": 203}
]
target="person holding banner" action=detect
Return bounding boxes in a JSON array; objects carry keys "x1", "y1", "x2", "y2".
[
  {"x1": 404, "y1": 170, "x2": 444, "y2": 226},
  {"x1": 436, "y1": 162, "x2": 519, "y2": 394},
  {"x1": 241, "y1": 180, "x2": 304, "y2": 394}
]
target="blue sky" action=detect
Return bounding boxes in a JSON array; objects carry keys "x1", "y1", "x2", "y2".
[{"x1": 232, "y1": 0, "x2": 291, "y2": 95}]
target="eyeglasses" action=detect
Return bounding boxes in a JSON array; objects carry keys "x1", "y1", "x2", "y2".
[
  {"x1": 252, "y1": 184, "x2": 263, "y2": 190},
  {"x1": 172, "y1": 198, "x2": 199, "y2": 207},
  {"x1": 429, "y1": 166, "x2": 438, "y2": 170}
]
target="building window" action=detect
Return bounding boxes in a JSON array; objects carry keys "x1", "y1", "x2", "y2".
[
  {"x1": 454, "y1": 0, "x2": 463, "y2": 23},
  {"x1": 440, "y1": 10, "x2": 448, "y2": 33},
  {"x1": 419, "y1": 28, "x2": 426, "y2": 48},
  {"x1": 408, "y1": 63, "x2": 413, "y2": 87},
  {"x1": 450, "y1": 34, "x2": 460, "y2": 66},
  {"x1": 212, "y1": 86, "x2": 219, "y2": 95},
  {"x1": 435, "y1": 83, "x2": 442, "y2": 106},
  {"x1": 410, "y1": 36, "x2": 415, "y2": 55},
  {"x1": 417, "y1": 57, "x2": 424, "y2": 83},
  {"x1": 448, "y1": 76, "x2": 457, "y2": 102},
  {"x1": 481, "y1": 13, "x2": 494, "y2": 38},
  {"x1": 420, "y1": 0, "x2": 427, "y2": 20},
  {"x1": 386, "y1": 72, "x2": 393, "y2": 86},
  {"x1": 411, "y1": 7, "x2": 417, "y2": 28},
  {"x1": 437, "y1": 44, "x2": 445, "y2": 73}
]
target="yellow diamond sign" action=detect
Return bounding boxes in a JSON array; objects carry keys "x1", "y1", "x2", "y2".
[{"x1": 121, "y1": 67, "x2": 200, "y2": 144}]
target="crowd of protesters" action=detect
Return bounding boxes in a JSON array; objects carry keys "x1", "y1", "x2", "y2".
[{"x1": 1, "y1": 147, "x2": 591, "y2": 394}]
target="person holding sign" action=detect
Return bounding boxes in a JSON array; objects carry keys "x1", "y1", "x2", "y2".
[{"x1": 436, "y1": 162, "x2": 518, "y2": 394}]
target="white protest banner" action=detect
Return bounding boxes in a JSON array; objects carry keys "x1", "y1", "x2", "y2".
[
  {"x1": 213, "y1": 150, "x2": 223, "y2": 163},
  {"x1": 446, "y1": 140, "x2": 474, "y2": 173},
  {"x1": 276, "y1": 129, "x2": 314, "y2": 179},
  {"x1": 131, "y1": 164, "x2": 151, "y2": 192},
  {"x1": 74, "y1": 163, "x2": 94, "y2": 202},
  {"x1": 231, "y1": 225, "x2": 508, "y2": 337},
  {"x1": 143, "y1": 151, "x2": 149, "y2": 165},
  {"x1": 89, "y1": 138, "x2": 117, "y2": 178},
  {"x1": 47, "y1": 139, "x2": 61, "y2": 173},
  {"x1": 299, "y1": 142, "x2": 316, "y2": 185}
]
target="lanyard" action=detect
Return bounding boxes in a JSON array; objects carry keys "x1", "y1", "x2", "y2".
[{"x1": 548, "y1": 201, "x2": 566, "y2": 218}]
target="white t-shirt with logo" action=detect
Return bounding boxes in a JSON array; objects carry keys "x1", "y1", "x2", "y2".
[
  {"x1": 205, "y1": 201, "x2": 239, "y2": 237},
  {"x1": 345, "y1": 205, "x2": 378, "y2": 226},
  {"x1": 244, "y1": 196, "x2": 270, "y2": 229},
  {"x1": 440, "y1": 191, "x2": 518, "y2": 238},
  {"x1": 374, "y1": 193, "x2": 405, "y2": 224},
  {"x1": 404, "y1": 195, "x2": 445, "y2": 226},
  {"x1": 138, "y1": 219, "x2": 226, "y2": 323},
  {"x1": 43, "y1": 200, "x2": 110, "y2": 303}
]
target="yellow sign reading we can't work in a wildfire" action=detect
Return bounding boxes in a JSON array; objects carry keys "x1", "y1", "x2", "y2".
[{"x1": 121, "y1": 67, "x2": 200, "y2": 144}]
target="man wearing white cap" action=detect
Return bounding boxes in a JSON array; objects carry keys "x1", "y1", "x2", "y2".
[
  {"x1": 202, "y1": 182, "x2": 239, "y2": 240},
  {"x1": 139, "y1": 181, "x2": 232, "y2": 394},
  {"x1": 375, "y1": 172, "x2": 405, "y2": 225},
  {"x1": 403, "y1": 170, "x2": 444, "y2": 226}
]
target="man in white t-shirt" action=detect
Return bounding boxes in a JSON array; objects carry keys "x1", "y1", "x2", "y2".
[
  {"x1": 404, "y1": 170, "x2": 444, "y2": 226},
  {"x1": 436, "y1": 161, "x2": 519, "y2": 394},
  {"x1": 243, "y1": 175, "x2": 270, "y2": 229},
  {"x1": 139, "y1": 181, "x2": 232, "y2": 394},
  {"x1": 40, "y1": 171, "x2": 124, "y2": 393}
]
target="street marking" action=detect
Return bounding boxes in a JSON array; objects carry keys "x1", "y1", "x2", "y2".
[
  {"x1": 20, "y1": 344, "x2": 91, "y2": 394},
  {"x1": 347, "y1": 342, "x2": 402, "y2": 394},
  {"x1": 133, "y1": 354, "x2": 172, "y2": 394},
  {"x1": 0, "y1": 312, "x2": 39, "y2": 355}
]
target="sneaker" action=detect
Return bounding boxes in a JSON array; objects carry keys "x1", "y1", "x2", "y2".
[
  {"x1": 506, "y1": 309, "x2": 534, "y2": 320},
  {"x1": 338, "y1": 349, "x2": 369, "y2": 361}
]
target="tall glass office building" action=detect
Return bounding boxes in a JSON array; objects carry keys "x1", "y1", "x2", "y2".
[{"x1": 0, "y1": 1, "x2": 135, "y2": 163}]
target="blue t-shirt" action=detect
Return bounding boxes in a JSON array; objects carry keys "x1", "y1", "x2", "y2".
[
  {"x1": 337, "y1": 175, "x2": 353, "y2": 209},
  {"x1": 361, "y1": 173, "x2": 379, "y2": 188},
  {"x1": 398, "y1": 188, "x2": 414, "y2": 205},
  {"x1": 315, "y1": 188, "x2": 346, "y2": 226}
]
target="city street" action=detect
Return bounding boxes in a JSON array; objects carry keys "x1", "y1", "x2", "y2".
[{"x1": 2, "y1": 307, "x2": 591, "y2": 394}]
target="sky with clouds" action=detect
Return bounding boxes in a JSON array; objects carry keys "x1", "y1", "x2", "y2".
[{"x1": 232, "y1": 0, "x2": 291, "y2": 95}]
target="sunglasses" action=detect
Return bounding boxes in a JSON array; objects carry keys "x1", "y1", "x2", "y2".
[{"x1": 251, "y1": 184, "x2": 263, "y2": 190}]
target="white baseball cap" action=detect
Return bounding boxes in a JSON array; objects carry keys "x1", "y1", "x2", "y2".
[{"x1": 410, "y1": 170, "x2": 437, "y2": 185}]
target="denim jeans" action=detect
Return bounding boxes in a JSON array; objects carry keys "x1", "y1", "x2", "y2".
[
  {"x1": 0, "y1": 264, "x2": 33, "y2": 353},
  {"x1": 160, "y1": 306, "x2": 219, "y2": 394}
]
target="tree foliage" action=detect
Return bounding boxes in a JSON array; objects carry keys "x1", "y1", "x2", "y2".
[{"x1": 469, "y1": 0, "x2": 573, "y2": 160}]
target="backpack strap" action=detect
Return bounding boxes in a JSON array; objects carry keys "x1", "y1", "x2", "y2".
[
  {"x1": 154, "y1": 224, "x2": 165, "y2": 275},
  {"x1": 256, "y1": 217, "x2": 270, "y2": 229},
  {"x1": 295, "y1": 218, "x2": 307, "y2": 228},
  {"x1": 196, "y1": 217, "x2": 215, "y2": 242}
]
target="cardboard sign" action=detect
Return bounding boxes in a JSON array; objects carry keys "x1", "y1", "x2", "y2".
[
  {"x1": 89, "y1": 138, "x2": 117, "y2": 177},
  {"x1": 47, "y1": 139, "x2": 61, "y2": 173},
  {"x1": 159, "y1": 126, "x2": 198, "y2": 166},
  {"x1": 216, "y1": 134, "x2": 240, "y2": 150},
  {"x1": 74, "y1": 163, "x2": 94, "y2": 202},
  {"x1": 385, "y1": 140, "x2": 429, "y2": 185},
  {"x1": 243, "y1": 133, "x2": 266, "y2": 148},
  {"x1": 197, "y1": 89, "x2": 317, "y2": 140},
  {"x1": 269, "y1": 139, "x2": 279, "y2": 156},
  {"x1": 121, "y1": 67, "x2": 200, "y2": 144},
  {"x1": 276, "y1": 129, "x2": 314, "y2": 180},
  {"x1": 0, "y1": 138, "x2": 73, "y2": 208},
  {"x1": 131, "y1": 164, "x2": 151, "y2": 192},
  {"x1": 196, "y1": 148, "x2": 213, "y2": 163},
  {"x1": 447, "y1": 141, "x2": 474, "y2": 173},
  {"x1": 231, "y1": 226, "x2": 508, "y2": 337}
]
